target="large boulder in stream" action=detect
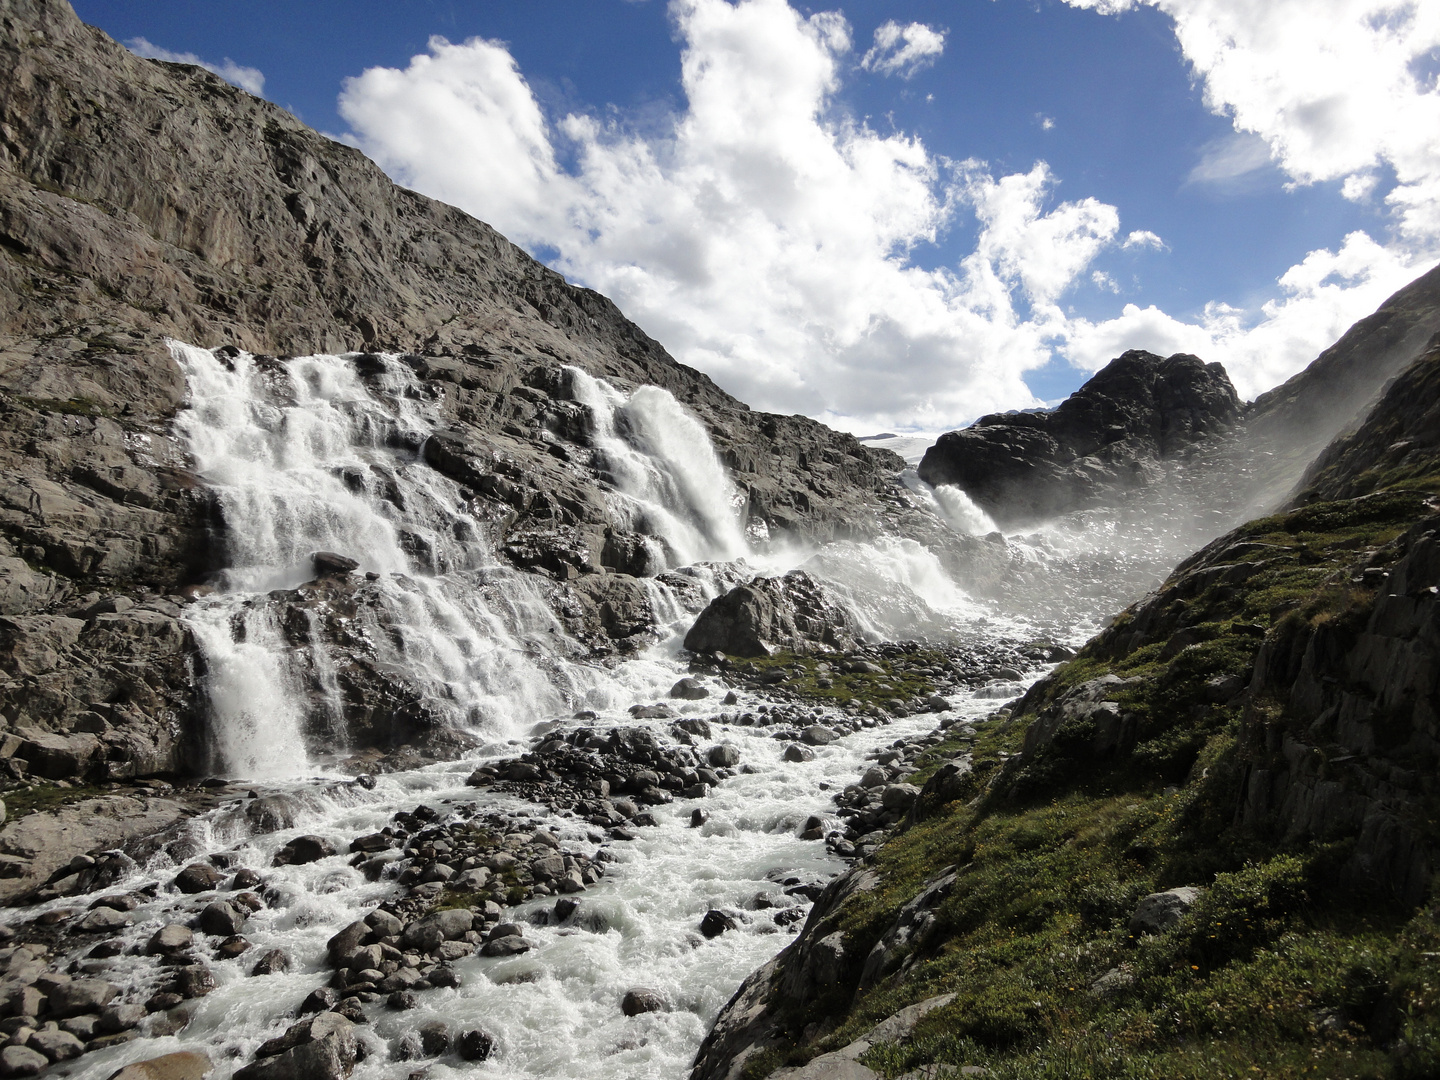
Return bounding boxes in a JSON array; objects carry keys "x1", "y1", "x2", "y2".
[{"x1": 684, "y1": 570, "x2": 858, "y2": 657}]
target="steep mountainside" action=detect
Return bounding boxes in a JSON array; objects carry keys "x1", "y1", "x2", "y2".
[
  {"x1": 695, "y1": 347, "x2": 1440, "y2": 1078},
  {"x1": 0, "y1": 0, "x2": 1001, "y2": 797}
]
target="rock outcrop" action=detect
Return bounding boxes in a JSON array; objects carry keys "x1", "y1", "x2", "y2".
[{"x1": 918, "y1": 351, "x2": 1240, "y2": 526}]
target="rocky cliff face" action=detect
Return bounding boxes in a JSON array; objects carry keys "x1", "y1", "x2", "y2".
[
  {"x1": 917, "y1": 351, "x2": 1241, "y2": 527},
  {"x1": 0, "y1": 0, "x2": 998, "y2": 786}
]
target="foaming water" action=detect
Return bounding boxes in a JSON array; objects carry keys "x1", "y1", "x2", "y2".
[
  {"x1": 47, "y1": 668, "x2": 1014, "y2": 1080},
  {"x1": 901, "y1": 472, "x2": 999, "y2": 537},
  {"x1": 567, "y1": 367, "x2": 747, "y2": 569}
]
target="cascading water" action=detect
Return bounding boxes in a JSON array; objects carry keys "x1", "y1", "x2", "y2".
[
  {"x1": 173, "y1": 344, "x2": 603, "y2": 777},
  {"x1": 566, "y1": 367, "x2": 747, "y2": 569}
]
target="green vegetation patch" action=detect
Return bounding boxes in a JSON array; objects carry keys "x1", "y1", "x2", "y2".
[
  {"x1": 2, "y1": 782, "x2": 114, "y2": 820},
  {"x1": 730, "y1": 650, "x2": 941, "y2": 710}
]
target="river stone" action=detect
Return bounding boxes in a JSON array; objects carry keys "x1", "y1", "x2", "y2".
[
  {"x1": 531, "y1": 853, "x2": 565, "y2": 881},
  {"x1": 457, "y1": 1028, "x2": 495, "y2": 1061},
  {"x1": 47, "y1": 978, "x2": 119, "y2": 1017},
  {"x1": 29, "y1": 1026, "x2": 84, "y2": 1060},
  {"x1": 237, "y1": 1013, "x2": 357, "y2": 1080},
  {"x1": 669, "y1": 677, "x2": 710, "y2": 700},
  {"x1": 801, "y1": 725, "x2": 836, "y2": 746},
  {"x1": 418, "y1": 1020, "x2": 451, "y2": 1056},
  {"x1": 172, "y1": 864, "x2": 223, "y2": 894},
  {"x1": 76, "y1": 906, "x2": 132, "y2": 933},
  {"x1": 364, "y1": 909, "x2": 404, "y2": 938},
  {"x1": 480, "y1": 935, "x2": 530, "y2": 957},
  {"x1": 199, "y1": 901, "x2": 246, "y2": 937},
  {"x1": 621, "y1": 987, "x2": 666, "y2": 1016},
  {"x1": 273, "y1": 835, "x2": 336, "y2": 866},
  {"x1": 707, "y1": 743, "x2": 741, "y2": 768},
  {"x1": 782, "y1": 745, "x2": 815, "y2": 763},
  {"x1": 311, "y1": 551, "x2": 359, "y2": 577},
  {"x1": 98, "y1": 1001, "x2": 148, "y2": 1032},
  {"x1": 700, "y1": 910, "x2": 737, "y2": 938},
  {"x1": 403, "y1": 908, "x2": 472, "y2": 946},
  {"x1": 104, "y1": 1050, "x2": 213, "y2": 1080},
  {"x1": 172, "y1": 965, "x2": 216, "y2": 999},
  {"x1": 0, "y1": 1046, "x2": 46, "y2": 1076},
  {"x1": 1128, "y1": 886, "x2": 1202, "y2": 935},
  {"x1": 326, "y1": 921, "x2": 369, "y2": 965},
  {"x1": 860, "y1": 766, "x2": 888, "y2": 788},
  {"x1": 243, "y1": 796, "x2": 301, "y2": 834}
]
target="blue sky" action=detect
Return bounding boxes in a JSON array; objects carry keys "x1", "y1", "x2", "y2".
[{"x1": 73, "y1": 0, "x2": 1440, "y2": 432}]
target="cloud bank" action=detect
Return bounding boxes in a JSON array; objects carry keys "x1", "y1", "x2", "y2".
[
  {"x1": 127, "y1": 36, "x2": 266, "y2": 96},
  {"x1": 340, "y1": 0, "x2": 1438, "y2": 431}
]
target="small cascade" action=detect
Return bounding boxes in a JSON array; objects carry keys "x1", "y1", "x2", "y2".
[
  {"x1": 901, "y1": 471, "x2": 1000, "y2": 536},
  {"x1": 567, "y1": 367, "x2": 748, "y2": 568}
]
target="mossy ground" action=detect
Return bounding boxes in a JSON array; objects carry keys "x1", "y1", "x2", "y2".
[
  {"x1": 749, "y1": 488, "x2": 1440, "y2": 1080},
  {"x1": 730, "y1": 651, "x2": 942, "y2": 709},
  {"x1": 2, "y1": 782, "x2": 115, "y2": 820}
]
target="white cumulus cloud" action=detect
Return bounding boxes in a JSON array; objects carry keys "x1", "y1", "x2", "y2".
[
  {"x1": 126, "y1": 37, "x2": 265, "y2": 96},
  {"x1": 340, "y1": 0, "x2": 1122, "y2": 432},
  {"x1": 860, "y1": 20, "x2": 947, "y2": 79},
  {"x1": 338, "y1": 0, "x2": 1439, "y2": 432}
]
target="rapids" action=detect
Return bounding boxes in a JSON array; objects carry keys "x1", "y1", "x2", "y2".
[{"x1": 16, "y1": 345, "x2": 1201, "y2": 1079}]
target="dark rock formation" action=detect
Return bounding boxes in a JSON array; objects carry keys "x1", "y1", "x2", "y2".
[
  {"x1": 918, "y1": 351, "x2": 1241, "y2": 526},
  {"x1": 683, "y1": 570, "x2": 858, "y2": 657}
]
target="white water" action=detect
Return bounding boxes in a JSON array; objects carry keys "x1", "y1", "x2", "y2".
[{"x1": 29, "y1": 344, "x2": 1050, "y2": 1079}]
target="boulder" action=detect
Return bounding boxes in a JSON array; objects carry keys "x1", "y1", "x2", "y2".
[
  {"x1": 273, "y1": 835, "x2": 336, "y2": 866},
  {"x1": 46, "y1": 978, "x2": 119, "y2": 1017},
  {"x1": 669, "y1": 677, "x2": 710, "y2": 700},
  {"x1": 684, "y1": 571, "x2": 857, "y2": 657},
  {"x1": 1128, "y1": 887, "x2": 1202, "y2": 935},
  {"x1": 237, "y1": 1013, "x2": 357, "y2": 1080},
  {"x1": 801, "y1": 725, "x2": 836, "y2": 746},
  {"x1": 621, "y1": 987, "x2": 667, "y2": 1016},
  {"x1": 250, "y1": 949, "x2": 291, "y2": 977},
  {"x1": 700, "y1": 910, "x2": 737, "y2": 938},
  {"x1": 98, "y1": 1001, "x2": 148, "y2": 1033},
  {"x1": 104, "y1": 1051, "x2": 213, "y2": 1080},
  {"x1": 707, "y1": 743, "x2": 741, "y2": 768},
  {"x1": 199, "y1": 901, "x2": 246, "y2": 937},
  {"x1": 0, "y1": 1046, "x2": 47, "y2": 1077},
  {"x1": 172, "y1": 864, "x2": 224, "y2": 894},
  {"x1": 311, "y1": 552, "x2": 359, "y2": 577},
  {"x1": 29, "y1": 1026, "x2": 84, "y2": 1060},
  {"x1": 457, "y1": 1028, "x2": 495, "y2": 1061},
  {"x1": 782, "y1": 745, "x2": 815, "y2": 763}
]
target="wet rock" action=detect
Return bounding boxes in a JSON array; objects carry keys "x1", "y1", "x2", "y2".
[
  {"x1": 172, "y1": 864, "x2": 224, "y2": 894},
  {"x1": 402, "y1": 909, "x2": 472, "y2": 947},
  {"x1": 326, "y1": 922, "x2": 369, "y2": 966},
  {"x1": 418, "y1": 1020, "x2": 450, "y2": 1056},
  {"x1": 232, "y1": 868, "x2": 263, "y2": 890},
  {"x1": 244, "y1": 796, "x2": 301, "y2": 834},
  {"x1": 621, "y1": 987, "x2": 667, "y2": 1016},
  {"x1": 801, "y1": 725, "x2": 836, "y2": 746},
  {"x1": 105, "y1": 1051, "x2": 213, "y2": 1080},
  {"x1": 700, "y1": 910, "x2": 737, "y2": 939},
  {"x1": 707, "y1": 743, "x2": 741, "y2": 768},
  {"x1": 364, "y1": 909, "x2": 404, "y2": 938},
  {"x1": 0, "y1": 1046, "x2": 46, "y2": 1076},
  {"x1": 299, "y1": 988, "x2": 339, "y2": 1015},
  {"x1": 273, "y1": 835, "x2": 336, "y2": 866},
  {"x1": 480, "y1": 935, "x2": 530, "y2": 958},
  {"x1": 782, "y1": 745, "x2": 814, "y2": 763},
  {"x1": 75, "y1": 906, "x2": 131, "y2": 934},
  {"x1": 387, "y1": 991, "x2": 418, "y2": 1011},
  {"x1": 215, "y1": 935, "x2": 251, "y2": 959},
  {"x1": 170, "y1": 966, "x2": 216, "y2": 999},
  {"x1": 46, "y1": 978, "x2": 118, "y2": 1018},
  {"x1": 311, "y1": 552, "x2": 359, "y2": 577},
  {"x1": 554, "y1": 896, "x2": 581, "y2": 922},
  {"x1": 690, "y1": 809, "x2": 710, "y2": 828},
  {"x1": 1128, "y1": 887, "x2": 1201, "y2": 935},
  {"x1": 238, "y1": 1012, "x2": 358, "y2": 1080},
  {"x1": 670, "y1": 677, "x2": 710, "y2": 700},
  {"x1": 457, "y1": 1027, "x2": 495, "y2": 1061},
  {"x1": 199, "y1": 900, "x2": 246, "y2": 937},
  {"x1": 144, "y1": 992, "x2": 184, "y2": 1013},
  {"x1": 251, "y1": 949, "x2": 291, "y2": 977}
]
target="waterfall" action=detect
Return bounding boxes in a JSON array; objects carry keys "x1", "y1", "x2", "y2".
[
  {"x1": 173, "y1": 344, "x2": 597, "y2": 777},
  {"x1": 566, "y1": 367, "x2": 748, "y2": 568}
]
